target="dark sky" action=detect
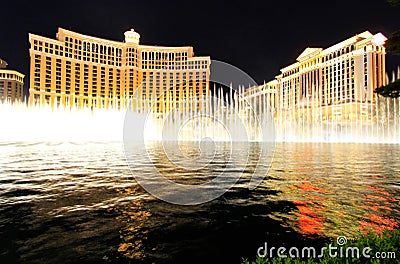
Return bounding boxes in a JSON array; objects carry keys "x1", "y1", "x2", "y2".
[{"x1": 1, "y1": 0, "x2": 399, "y2": 86}]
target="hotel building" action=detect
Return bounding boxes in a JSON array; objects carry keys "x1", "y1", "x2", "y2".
[
  {"x1": 243, "y1": 31, "x2": 387, "y2": 124},
  {"x1": 28, "y1": 28, "x2": 211, "y2": 110},
  {"x1": 240, "y1": 79, "x2": 279, "y2": 115},
  {"x1": 0, "y1": 58, "x2": 25, "y2": 103}
]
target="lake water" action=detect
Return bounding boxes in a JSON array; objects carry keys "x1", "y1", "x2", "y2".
[{"x1": 0, "y1": 142, "x2": 399, "y2": 263}]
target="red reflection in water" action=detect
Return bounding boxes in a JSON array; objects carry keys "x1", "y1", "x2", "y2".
[
  {"x1": 360, "y1": 185, "x2": 399, "y2": 235},
  {"x1": 293, "y1": 182, "x2": 328, "y2": 235}
]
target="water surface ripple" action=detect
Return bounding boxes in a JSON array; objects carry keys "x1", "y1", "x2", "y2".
[{"x1": 0, "y1": 142, "x2": 399, "y2": 263}]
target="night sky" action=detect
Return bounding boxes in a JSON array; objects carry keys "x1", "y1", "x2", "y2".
[{"x1": 1, "y1": 0, "x2": 399, "y2": 88}]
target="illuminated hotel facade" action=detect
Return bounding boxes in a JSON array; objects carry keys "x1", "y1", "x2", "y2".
[
  {"x1": 28, "y1": 28, "x2": 210, "y2": 109},
  {"x1": 243, "y1": 31, "x2": 389, "y2": 140},
  {"x1": 0, "y1": 58, "x2": 25, "y2": 103}
]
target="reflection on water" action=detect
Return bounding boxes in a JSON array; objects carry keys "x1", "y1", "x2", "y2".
[
  {"x1": 115, "y1": 189, "x2": 150, "y2": 260},
  {"x1": 360, "y1": 184, "x2": 399, "y2": 234},
  {"x1": 266, "y1": 143, "x2": 400, "y2": 238},
  {"x1": 0, "y1": 142, "x2": 399, "y2": 263}
]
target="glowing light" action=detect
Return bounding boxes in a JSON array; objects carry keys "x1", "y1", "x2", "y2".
[
  {"x1": 372, "y1": 33, "x2": 387, "y2": 46},
  {"x1": 0, "y1": 102, "x2": 124, "y2": 142}
]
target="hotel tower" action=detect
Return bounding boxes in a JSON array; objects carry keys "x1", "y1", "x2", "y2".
[
  {"x1": 28, "y1": 28, "x2": 211, "y2": 109},
  {"x1": 244, "y1": 31, "x2": 387, "y2": 121},
  {"x1": 0, "y1": 58, "x2": 25, "y2": 103}
]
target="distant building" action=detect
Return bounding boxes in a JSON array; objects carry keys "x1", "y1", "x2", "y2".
[
  {"x1": 28, "y1": 28, "x2": 211, "y2": 109},
  {"x1": 244, "y1": 31, "x2": 387, "y2": 122},
  {"x1": 0, "y1": 58, "x2": 25, "y2": 103},
  {"x1": 240, "y1": 79, "x2": 279, "y2": 114}
]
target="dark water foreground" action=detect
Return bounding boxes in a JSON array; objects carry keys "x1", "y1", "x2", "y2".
[{"x1": 0, "y1": 142, "x2": 399, "y2": 263}]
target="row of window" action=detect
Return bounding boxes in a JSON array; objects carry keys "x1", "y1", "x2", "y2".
[
  {"x1": 0, "y1": 80, "x2": 23, "y2": 99},
  {"x1": 281, "y1": 44, "x2": 384, "y2": 78},
  {"x1": 34, "y1": 56, "x2": 208, "y2": 77},
  {"x1": 32, "y1": 57, "x2": 207, "y2": 97},
  {"x1": 32, "y1": 37, "x2": 207, "y2": 70},
  {"x1": 281, "y1": 58, "x2": 360, "y2": 108},
  {"x1": 0, "y1": 72, "x2": 24, "y2": 82},
  {"x1": 31, "y1": 90, "x2": 211, "y2": 109}
]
